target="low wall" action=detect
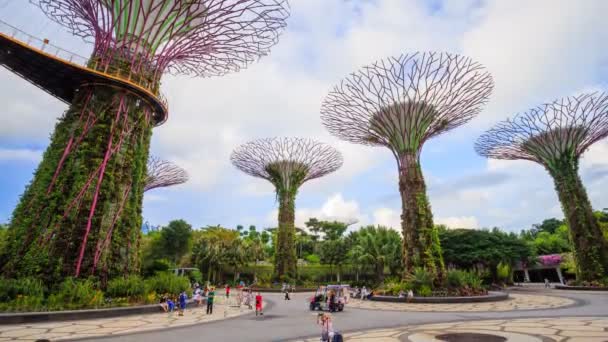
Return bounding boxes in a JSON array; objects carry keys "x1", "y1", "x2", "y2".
[
  {"x1": 369, "y1": 291, "x2": 509, "y2": 304},
  {"x1": 248, "y1": 288, "x2": 316, "y2": 293},
  {"x1": 0, "y1": 300, "x2": 196, "y2": 325},
  {"x1": 555, "y1": 285, "x2": 608, "y2": 291}
]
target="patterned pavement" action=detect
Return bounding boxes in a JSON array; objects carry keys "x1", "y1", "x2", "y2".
[
  {"x1": 0, "y1": 297, "x2": 258, "y2": 341},
  {"x1": 295, "y1": 317, "x2": 608, "y2": 342},
  {"x1": 351, "y1": 293, "x2": 575, "y2": 312}
]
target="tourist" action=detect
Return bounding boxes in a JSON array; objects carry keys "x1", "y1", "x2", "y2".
[
  {"x1": 159, "y1": 295, "x2": 169, "y2": 312},
  {"x1": 317, "y1": 313, "x2": 334, "y2": 342},
  {"x1": 328, "y1": 290, "x2": 336, "y2": 312},
  {"x1": 245, "y1": 289, "x2": 253, "y2": 310},
  {"x1": 284, "y1": 283, "x2": 291, "y2": 300},
  {"x1": 206, "y1": 287, "x2": 215, "y2": 315},
  {"x1": 407, "y1": 289, "x2": 414, "y2": 303},
  {"x1": 178, "y1": 291, "x2": 187, "y2": 316},
  {"x1": 167, "y1": 297, "x2": 175, "y2": 313},
  {"x1": 361, "y1": 286, "x2": 367, "y2": 301},
  {"x1": 226, "y1": 284, "x2": 231, "y2": 298},
  {"x1": 255, "y1": 292, "x2": 263, "y2": 316},
  {"x1": 398, "y1": 290, "x2": 405, "y2": 298},
  {"x1": 194, "y1": 286, "x2": 202, "y2": 306}
]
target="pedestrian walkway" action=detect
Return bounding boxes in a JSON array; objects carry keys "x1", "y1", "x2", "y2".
[
  {"x1": 0, "y1": 298, "x2": 259, "y2": 341},
  {"x1": 295, "y1": 317, "x2": 608, "y2": 342},
  {"x1": 353, "y1": 293, "x2": 574, "y2": 312}
]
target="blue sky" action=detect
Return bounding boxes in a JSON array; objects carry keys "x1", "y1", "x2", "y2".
[{"x1": 2, "y1": 0, "x2": 608, "y2": 233}]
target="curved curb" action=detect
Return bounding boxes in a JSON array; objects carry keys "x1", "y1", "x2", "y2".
[
  {"x1": 555, "y1": 285, "x2": 608, "y2": 291},
  {"x1": 369, "y1": 291, "x2": 509, "y2": 303}
]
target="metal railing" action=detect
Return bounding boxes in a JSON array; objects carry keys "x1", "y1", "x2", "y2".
[{"x1": 0, "y1": 19, "x2": 168, "y2": 116}]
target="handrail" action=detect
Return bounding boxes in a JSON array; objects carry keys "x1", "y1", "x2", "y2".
[{"x1": 0, "y1": 19, "x2": 168, "y2": 119}]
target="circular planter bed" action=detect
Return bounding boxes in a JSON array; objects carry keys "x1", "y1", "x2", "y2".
[
  {"x1": 0, "y1": 299, "x2": 196, "y2": 325},
  {"x1": 555, "y1": 285, "x2": 608, "y2": 291},
  {"x1": 369, "y1": 291, "x2": 509, "y2": 304}
]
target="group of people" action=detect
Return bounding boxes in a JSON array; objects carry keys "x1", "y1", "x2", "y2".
[
  {"x1": 159, "y1": 291, "x2": 189, "y2": 316},
  {"x1": 352, "y1": 286, "x2": 374, "y2": 300}
]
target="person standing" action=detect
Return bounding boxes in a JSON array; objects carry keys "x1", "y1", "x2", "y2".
[
  {"x1": 226, "y1": 284, "x2": 231, "y2": 298},
  {"x1": 361, "y1": 286, "x2": 367, "y2": 301},
  {"x1": 178, "y1": 291, "x2": 187, "y2": 316},
  {"x1": 255, "y1": 292, "x2": 263, "y2": 316},
  {"x1": 317, "y1": 313, "x2": 334, "y2": 342},
  {"x1": 284, "y1": 283, "x2": 291, "y2": 301},
  {"x1": 206, "y1": 287, "x2": 215, "y2": 315},
  {"x1": 544, "y1": 278, "x2": 550, "y2": 288}
]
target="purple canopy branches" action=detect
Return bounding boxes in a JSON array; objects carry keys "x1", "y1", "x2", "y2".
[
  {"x1": 144, "y1": 156, "x2": 189, "y2": 192},
  {"x1": 321, "y1": 52, "x2": 494, "y2": 280},
  {"x1": 33, "y1": 0, "x2": 290, "y2": 81},
  {"x1": 476, "y1": 93, "x2": 608, "y2": 281},
  {"x1": 4, "y1": 1, "x2": 289, "y2": 281},
  {"x1": 231, "y1": 138, "x2": 343, "y2": 278}
]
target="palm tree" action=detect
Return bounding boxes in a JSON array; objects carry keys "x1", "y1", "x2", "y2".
[{"x1": 351, "y1": 226, "x2": 402, "y2": 282}]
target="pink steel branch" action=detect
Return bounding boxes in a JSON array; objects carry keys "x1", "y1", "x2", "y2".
[
  {"x1": 144, "y1": 156, "x2": 189, "y2": 192},
  {"x1": 33, "y1": 0, "x2": 290, "y2": 79}
]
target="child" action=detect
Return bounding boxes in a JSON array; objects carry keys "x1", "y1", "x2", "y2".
[
  {"x1": 159, "y1": 295, "x2": 169, "y2": 312},
  {"x1": 255, "y1": 292, "x2": 263, "y2": 316},
  {"x1": 178, "y1": 291, "x2": 187, "y2": 316}
]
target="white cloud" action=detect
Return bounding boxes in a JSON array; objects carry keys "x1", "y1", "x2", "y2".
[
  {"x1": 372, "y1": 207, "x2": 401, "y2": 230},
  {"x1": 266, "y1": 193, "x2": 365, "y2": 228},
  {"x1": 435, "y1": 216, "x2": 479, "y2": 229},
  {"x1": 0, "y1": 148, "x2": 42, "y2": 163}
]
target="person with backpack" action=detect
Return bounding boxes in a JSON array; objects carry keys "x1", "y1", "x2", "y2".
[{"x1": 317, "y1": 313, "x2": 342, "y2": 341}]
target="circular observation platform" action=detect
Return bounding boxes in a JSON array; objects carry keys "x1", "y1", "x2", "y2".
[{"x1": 0, "y1": 22, "x2": 168, "y2": 126}]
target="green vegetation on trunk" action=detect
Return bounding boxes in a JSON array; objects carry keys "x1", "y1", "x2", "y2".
[
  {"x1": 2, "y1": 57, "x2": 156, "y2": 282},
  {"x1": 547, "y1": 157, "x2": 608, "y2": 281},
  {"x1": 399, "y1": 153, "x2": 445, "y2": 283}
]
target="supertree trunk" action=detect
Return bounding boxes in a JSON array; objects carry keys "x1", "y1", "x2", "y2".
[
  {"x1": 276, "y1": 192, "x2": 297, "y2": 279},
  {"x1": 4, "y1": 79, "x2": 152, "y2": 281},
  {"x1": 398, "y1": 153, "x2": 445, "y2": 282},
  {"x1": 548, "y1": 157, "x2": 608, "y2": 281}
]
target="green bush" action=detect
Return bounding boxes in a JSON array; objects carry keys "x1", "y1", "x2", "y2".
[
  {"x1": 383, "y1": 281, "x2": 411, "y2": 295},
  {"x1": 189, "y1": 269, "x2": 203, "y2": 284},
  {"x1": 106, "y1": 276, "x2": 145, "y2": 300},
  {"x1": 305, "y1": 254, "x2": 320, "y2": 264},
  {"x1": 496, "y1": 262, "x2": 511, "y2": 284},
  {"x1": 446, "y1": 270, "x2": 466, "y2": 288},
  {"x1": 0, "y1": 277, "x2": 45, "y2": 302},
  {"x1": 417, "y1": 285, "x2": 432, "y2": 297},
  {"x1": 47, "y1": 278, "x2": 104, "y2": 311},
  {"x1": 406, "y1": 267, "x2": 433, "y2": 291},
  {"x1": 145, "y1": 272, "x2": 191, "y2": 296},
  {"x1": 462, "y1": 271, "x2": 483, "y2": 290}
]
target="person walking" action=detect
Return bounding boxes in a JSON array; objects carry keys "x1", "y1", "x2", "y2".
[
  {"x1": 206, "y1": 287, "x2": 215, "y2": 315},
  {"x1": 317, "y1": 313, "x2": 335, "y2": 342},
  {"x1": 225, "y1": 284, "x2": 231, "y2": 298},
  {"x1": 544, "y1": 278, "x2": 550, "y2": 288},
  {"x1": 255, "y1": 292, "x2": 263, "y2": 316},
  {"x1": 178, "y1": 291, "x2": 187, "y2": 316},
  {"x1": 284, "y1": 283, "x2": 291, "y2": 301}
]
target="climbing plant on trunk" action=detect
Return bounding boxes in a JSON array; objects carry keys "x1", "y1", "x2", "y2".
[
  {"x1": 321, "y1": 52, "x2": 494, "y2": 283},
  {"x1": 231, "y1": 138, "x2": 343, "y2": 279}
]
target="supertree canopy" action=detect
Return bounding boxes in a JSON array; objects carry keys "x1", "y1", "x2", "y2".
[
  {"x1": 2, "y1": 0, "x2": 289, "y2": 281},
  {"x1": 231, "y1": 138, "x2": 342, "y2": 278},
  {"x1": 476, "y1": 92, "x2": 608, "y2": 281},
  {"x1": 321, "y1": 52, "x2": 494, "y2": 281},
  {"x1": 144, "y1": 156, "x2": 189, "y2": 192}
]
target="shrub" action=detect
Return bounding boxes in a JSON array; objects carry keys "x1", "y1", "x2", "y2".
[
  {"x1": 446, "y1": 270, "x2": 466, "y2": 289},
  {"x1": 406, "y1": 267, "x2": 433, "y2": 291},
  {"x1": 145, "y1": 272, "x2": 191, "y2": 296},
  {"x1": 383, "y1": 281, "x2": 411, "y2": 296},
  {"x1": 496, "y1": 262, "x2": 511, "y2": 284},
  {"x1": 47, "y1": 278, "x2": 104, "y2": 311},
  {"x1": 0, "y1": 277, "x2": 45, "y2": 302},
  {"x1": 305, "y1": 254, "x2": 320, "y2": 264},
  {"x1": 462, "y1": 271, "x2": 483, "y2": 291},
  {"x1": 189, "y1": 269, "x2": 203, "y2": 284},
  {"x1": 106, "y1": 276, "x2": 146, "y2": 300},
  {"x1": 417, "y1": 285, "x2": 432, "y2": 297}
]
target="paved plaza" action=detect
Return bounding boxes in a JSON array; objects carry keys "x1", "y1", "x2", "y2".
[{"x1": 0, "y1": 288, "x2": 606, "y2": 341}]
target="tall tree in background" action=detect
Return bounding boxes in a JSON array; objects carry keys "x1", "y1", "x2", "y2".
[
  {"x1": 231, "y1": 138, "x2": 343, "y2": 279},
  {"x1": 159, "y1": 220, "x2": 193, "y2": 265},
  {"x1": 321, "y1": 52, "x2": 494, "y2": 282},
  {"x1": 477, "y1": 93, "x2": 608, "y2": 281},
  {"x1": 348, "y1": 226, "x2": 402, "y2": 282}
]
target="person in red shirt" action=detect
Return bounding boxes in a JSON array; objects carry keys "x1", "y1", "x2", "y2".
[
  {"x1": 255, "y1": 292, "x2": 263, "y2": 316},
  {"x1": 225, "y1": 284, "x2": 231, "y2": 298}
]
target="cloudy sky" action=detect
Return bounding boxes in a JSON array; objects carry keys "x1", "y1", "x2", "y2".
[{"x1": 1, "y1": 0, "x2": 608, "y2": 233}]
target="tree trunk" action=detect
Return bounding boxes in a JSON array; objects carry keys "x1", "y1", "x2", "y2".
[
  {"x1": 399, "y1": 153, "x2": 445, "y2": 282},
  {"x1": 275, "y1": 193, "x2": 297, "y2": 279},
  {"x1": 3, "y1": 82, "x2": 152, "y2": 282},
  {"x1": 548, "y1": 158, "x2": 608, "y2": 282}
]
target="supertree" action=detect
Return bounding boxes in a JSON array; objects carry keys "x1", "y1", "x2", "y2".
[
  {"x1": 2, "y1": 0, "x2": 289, "y2": 281},
  {"x1": 321, "y1": 52, "x2": 494, "y2": 281},
  {"x1": 144, "y1": 156, "x2": 189, "y2": 192},
  {"x1": 231, "y1": 138, "x2": 342, "y2": 278},
  {"x1": 476, "y1": 92, "x2": 608, "y2": 282}
]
